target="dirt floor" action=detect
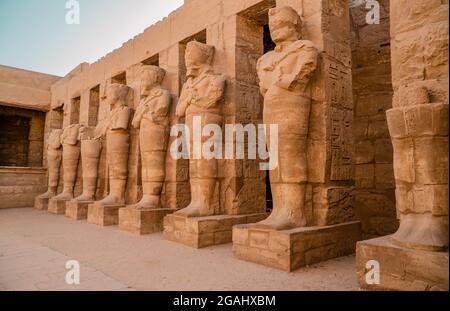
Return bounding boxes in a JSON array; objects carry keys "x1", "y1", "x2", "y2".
[{"x1": 0, "y1": 208, "x2": 358, "y2": 291}]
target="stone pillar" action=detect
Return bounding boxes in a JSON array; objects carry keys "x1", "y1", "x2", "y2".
[
  {"x1": 356, "y1": 0, "x2": 449, "y2": 291},
  {"x1": 232, "y1": 0, "x2": 361, "y2": 271}
]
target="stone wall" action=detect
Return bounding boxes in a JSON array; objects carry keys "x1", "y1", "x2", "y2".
[
  {"x1": 350, "y1": 0, "x2": 398, "y2": 238},
  {"x1": 0, "y1": 167, "x2": 47, "y2": 209}
]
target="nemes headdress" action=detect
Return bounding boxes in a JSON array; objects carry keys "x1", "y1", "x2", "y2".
[
  {"x1": 269, "y1": 6, "x2": 303, "y2": 35},
  {"x1": 186, "y1": 41, "x2": 215, "y2": 65},
  {"x1": 141, "y1": 65, "x2": 166, "y2": 84}
]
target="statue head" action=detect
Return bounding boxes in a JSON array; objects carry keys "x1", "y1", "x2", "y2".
[
  {"x1": 185, "y1": 41, "x2": 215, "y2": 78},
  {"x1": 268, "y1": 6, "x2": 302, "y2": 45},
  {"x1": 106, "y1": 83, "x2": 129, "y2": 109},
  {"x1": 140, "y1": 65, "x2": 166, "y2": 96}
]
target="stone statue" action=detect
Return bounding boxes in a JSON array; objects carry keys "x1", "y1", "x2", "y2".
[
  {"x1": 36, "y1": 129, "x2": 63, "y2": 200},
  {"x1": 51, "y1": 124, "x2": 81, "y2": 201},
  {"x1": 175, "y1": 41, "x2": 226, "y2": 217},
  {"x1": 71, "y1": 126, "x2": 102, "y2": 203},
  {"x1": 132, "y1": 65, "x2": 171, "y2": 209},
  {"x1": 253, "y1": 6, "x2": 318, "y2": 230},
  {"x1": 387, "y1": 86, "x2": 449, "y2": 251},
  {"x1": 94, "y1": 83, "x2": 132, "y2": 206}
]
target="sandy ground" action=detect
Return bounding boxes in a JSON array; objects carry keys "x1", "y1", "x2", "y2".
[{"x1": 0, "y1": 208, "x2": 358, "y2": 291}]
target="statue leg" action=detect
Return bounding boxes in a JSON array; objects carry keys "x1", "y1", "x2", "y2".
[
  {"x1": 99, "y1": 132, "x2": 130, "y2": 206},
  {"x1": 254, "y1": 95, "x2": 310, "y2": 230},
  {"x1": 136, "y1": 150, "x2": 166, "y2": 209},
  {"x1": 38, "y1": 148, "x2": 62, "y2": 199},
  {"x1": 74, "y1": 139, "x2": 102, "y2": 202},
  {"x1": 53, "y1": 144, "x2": 80, "y2": 200}
]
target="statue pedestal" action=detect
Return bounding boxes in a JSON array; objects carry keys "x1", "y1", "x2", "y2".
[
  {"x1": 163, "y1": 213, "x2": 268, "y2": 249},
  {"x1": 66, "y1": 200, "x2": 92, "y2": 220},
  {"x1": 48, "y1": 198, "x2": 70, "y2": 215},
  {"x1": 34, "y1": 197, "x2": 50, "y2": 211},
  {"x1": 356, "y1": 236, "x2": 449, "y2": 291},
  {"x1": 232, "y1": 221, "x2": 362, "y2": 272},
  {"x1": 87, "y1": 202, "x2": 123, "y2": 226},
  {"x1": 119, "y1": 207, "x2": 177, "y2": 235}
]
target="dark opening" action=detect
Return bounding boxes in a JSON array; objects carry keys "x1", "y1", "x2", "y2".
[
  {"x1": 70, "y1": 96, "x2": 81, "y2": 125},
  {"x1": 111, "y1": 72, "x2": 127, "y2": 85},
  {"x1": 0, "y1": 105, "x2": 45, "y2": 167},
  {"x1": 263, "y1": 24, "x2": 276, "y2": 54},
  {"x1": 89, "y1": 85, "x2": 100, "y2": 127},
  {"x1": 142, "y1": 54, "x2": 160, "y2": 66}
]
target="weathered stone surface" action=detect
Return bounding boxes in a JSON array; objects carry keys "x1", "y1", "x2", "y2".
[
  {"x1": 233, "y1": 221, "x2": 362, "y2": 271},
  {"x1": 87, "y1": 202, "x2": 122, "y2": 227},
  {"x1": 356, "y1": 236, "x2": 449, "y2": 291},
  {"x1": 119, "y1": 207, "x2": 176, "y2": 235},
  {"x1": 47, "y1": 198, "x2": 69, "y2": 215},
  {"x1": 164, "y1": 213, "x2": 268, "y2": 248},
  {"x1": 65, "y1": 200, "x2": 90, "y2": 220}
]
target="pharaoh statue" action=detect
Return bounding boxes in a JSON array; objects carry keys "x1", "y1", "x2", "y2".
[
  {"x1": 175, "y1": 41, "x2": 226, "y2": 217},
  {"x1": 50, "y1": 124, "x2": 81, "y2": 201},
  {"x1": 71, "y1": 125, "x2": 102, "y2": 204},
  {"x1": 387, "y1": 86, "x2": 449, "y2": 251},
  {"x1": 94, "y1": 83, "x2": 132, "y2": 206},
  {"x1": 131, "y1": 65, "x2": 171, "y2": 209},
  {"x1": 253, "y1": 6, "x2": 318, "y2": 230},
  {"x1": 36, "y1": 129, "x2": 64, "y2": 200}
]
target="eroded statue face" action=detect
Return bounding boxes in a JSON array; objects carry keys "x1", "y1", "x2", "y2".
[
  {"x1": 106, "y1": 85, "x2": 126, "y2": 108},
  {"x1": 185, "y1": 45, "x2": 206, "y2": 78},
  {"x1": 141, "y1": 69, "x2": 159, "y2": 96},
  {"x1": 269, "y1": 10, "x2": 300, "y2": 44}
]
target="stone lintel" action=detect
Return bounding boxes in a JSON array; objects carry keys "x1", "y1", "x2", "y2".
[
  {"x1": 164, "y1": 213, "x2": 268, "y2": 249},
  {"x1": 356, "y1": 236, "x2": 449, "y2": 291},
  {"x1": 233, "y1": 221, "x2": 362, "y2": 272},
  {"x1": 119, "y1": 207, "x2": 177, "y2": 235}
]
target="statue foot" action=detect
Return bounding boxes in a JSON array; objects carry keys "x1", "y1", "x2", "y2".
[
  {"x1": 73, "y1": 193, "x2": 95, "y2": 202},
  {"x1": 37, "y1": 190, "x2": 56, "y2": 200},
  {"x1": 52, "y1": 191, "x2": 73, "y2": 201},
  {"x1": 391, "y1": 214, "x2": 449, "y2": 252},
  {"x1": 252, "y1": 211, "x2": 305, "y2": 231},
  {"x1": 98, "y1": 194, "x2": 121, "y2": 206},
  {"x1": 134, "y1": 195, "x2": 159, "y2": 210},
  {"x1": 175, "y1": 201, "x2": 213, "y2": 217}
]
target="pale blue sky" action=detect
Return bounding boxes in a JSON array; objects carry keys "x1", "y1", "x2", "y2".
[{"x1": 0, "y1": 0, "x2": 183, "y2": 76}]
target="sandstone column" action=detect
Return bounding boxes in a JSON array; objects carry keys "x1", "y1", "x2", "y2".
[
  {"x1": 356, "y1": 0, "x2": 449, "y2": 291},
  {"x1": 34, "y1": 129, "x2": 63, "y2": 210}
]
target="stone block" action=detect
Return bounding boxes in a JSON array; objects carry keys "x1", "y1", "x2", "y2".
[
  {"x1": 34, "y1": 197, "x2": 50, "y2": 211},
  {"x1": 356, "y1": 236, "x2": 449, "y2": 291},
  {"x1": 163, "y1": 213, "x2": 268, "y2": 249},
  {"x1": 87, "y1": 202, "x2": 123, "y2": 226},
  {"x1": 65, "y1": 200, "x2": 91, "y2": 220},
  {"x1": 119, "y1": 207, "x2": 177, "y2": 235},
  {"x1": 48, "y1": 198, "x2": 70, "y2": 215},
  {"x1": 233, "y1": 221, "x2": 362, "y2": 271}
]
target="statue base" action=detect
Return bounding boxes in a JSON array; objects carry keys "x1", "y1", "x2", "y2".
[
  {"x1": 48, "y1": 198, "x2": 70, "y2": 215},
  {"x1": 356, "y1": 236, "x2": 449, "y2": 291},
  {"x1": 119, "y1": 207, "x2": 177, "y2": 235},
  {"x1": 34, "y1": 197, "x2": 50, "y2": 211},
  {"x1": 87, "y1": 202, "x2": 124, "y2": 226},
  {"x1": 163, "y1": 213, "x2": 268, "y2": 249},
  {"x1": 232, "y1": 221, "x2": 362, "y2": 272},
  {"x1": 65, "y1": 200, "x2": 92, "y2": 220}
]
